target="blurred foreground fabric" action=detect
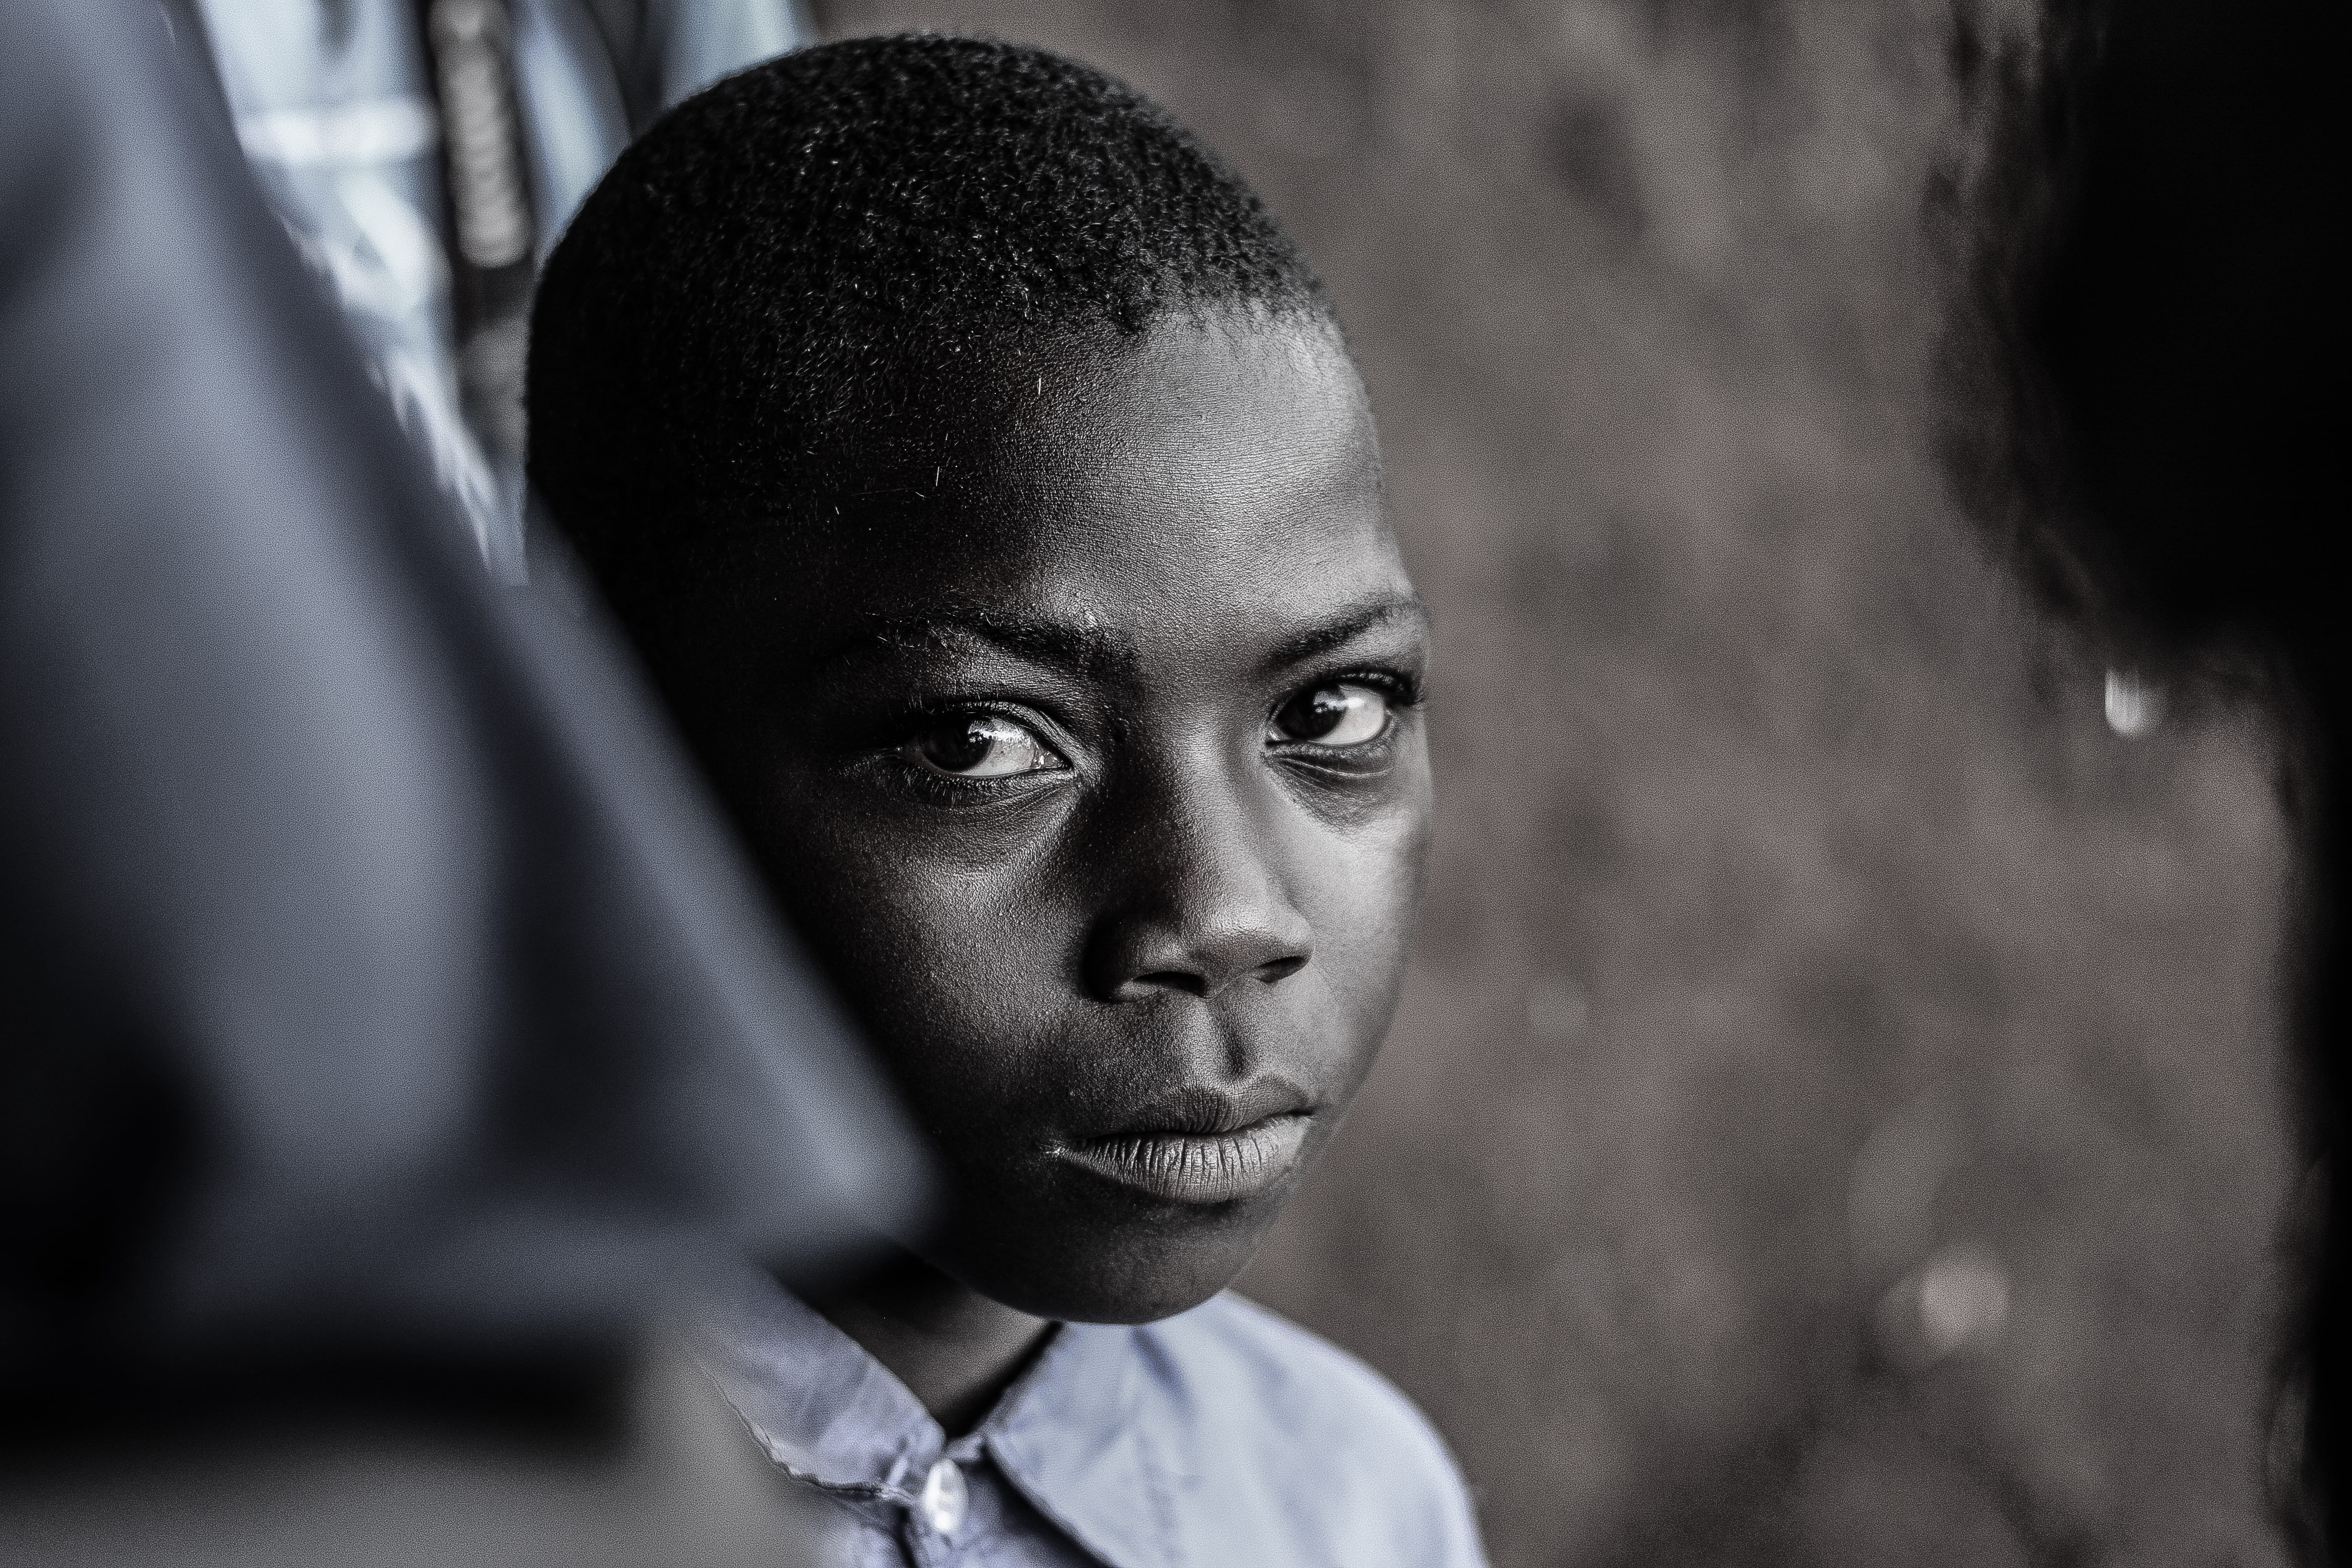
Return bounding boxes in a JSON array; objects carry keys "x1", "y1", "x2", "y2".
[{"x1": 0, "y1": 2, "x2": 920, "y2": 1557}]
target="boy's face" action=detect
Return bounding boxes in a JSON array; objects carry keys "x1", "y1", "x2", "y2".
[{"x1": 715, "y1": 312, "x2": 1429, "y2": 1323}]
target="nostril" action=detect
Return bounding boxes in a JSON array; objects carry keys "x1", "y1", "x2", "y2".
[
  {"x1": 1134, "y1": 970, "x2": 1210, "y2": 997},
  {"x1": 1087, "y1": 915, "x2": 1317, "y2": 1002}
]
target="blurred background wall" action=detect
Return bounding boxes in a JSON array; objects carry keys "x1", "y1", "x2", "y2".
[{"x1": 813, "y1": 4, "x2": 2299, "y2": 1562}]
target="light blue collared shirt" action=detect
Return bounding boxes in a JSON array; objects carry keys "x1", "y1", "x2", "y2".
[{"x1": 700, "y1": 1278, "x2": 1490, "y2": 1568}]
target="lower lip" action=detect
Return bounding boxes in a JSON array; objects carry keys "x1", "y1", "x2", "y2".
[{"x1": 1053, "y1": 1114, "x2": 1314, "y2": 1206}]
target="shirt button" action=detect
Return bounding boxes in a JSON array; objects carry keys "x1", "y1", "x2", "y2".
[{"x1": 920, "y1": 1457, "x2": 967, "y2": 1537}]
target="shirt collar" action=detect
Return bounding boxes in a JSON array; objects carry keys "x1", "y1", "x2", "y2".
[
  {"x1": 987, "y1": 1320, "x2": 1172, "y2": 1568},
  {"x1": 696, "y1": 1274, "x2": 1169, "y2": 1568},
  {"x1": 697, "y1": 1275, "x2": 934, "y2": 1501}
]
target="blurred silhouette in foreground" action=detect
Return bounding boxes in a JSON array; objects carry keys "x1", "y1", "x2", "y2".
[
  {"x1": 1946, "y1": 0, "x2": 2345, "y2": 1551},
  {"x1": 0, "y1": 2, "x2": 923, "y2": 1561}
]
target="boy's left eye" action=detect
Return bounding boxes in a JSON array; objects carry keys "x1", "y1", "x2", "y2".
[
  {"x1": 907, "y1": 713, "x2": 1067, "y2": 778},
  {"x1": 1270, "y1": 682, "x2": 1392, "y2": 747}
]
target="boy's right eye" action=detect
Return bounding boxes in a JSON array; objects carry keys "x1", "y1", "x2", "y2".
[{"x1": 906, "y1": 713, "x2": 1067, "y2": 779}]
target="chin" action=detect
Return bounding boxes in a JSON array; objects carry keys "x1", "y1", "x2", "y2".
[{"x1": 944, "y1": 1191, "x2": 1286, "y2": 1325}]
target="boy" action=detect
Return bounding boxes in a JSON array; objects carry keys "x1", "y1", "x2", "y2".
[{"x1": 530, "y1": 34, "x2": 1486, "y2": 1567}]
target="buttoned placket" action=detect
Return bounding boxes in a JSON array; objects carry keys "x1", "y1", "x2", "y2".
[{"x1": 701, "y1": 1279, "x2": 1181, "y2": 1568}]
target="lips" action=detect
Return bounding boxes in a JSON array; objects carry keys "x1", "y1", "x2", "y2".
[{"x1": 1049, "y1": 1081, "x2": 1316, "y2": 1206}]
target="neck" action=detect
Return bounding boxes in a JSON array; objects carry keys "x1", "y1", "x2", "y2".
[{"x1": 802, "y1": 1250, "x2": 1053, "y2": 1436}]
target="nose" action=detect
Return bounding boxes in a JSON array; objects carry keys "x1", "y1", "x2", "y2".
[{"x1": 1081, "y1": 788, "x2": 1314, "y2": 1004}]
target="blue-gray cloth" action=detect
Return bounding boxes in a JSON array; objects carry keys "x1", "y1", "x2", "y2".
[
  {"x1": 700, "y1": 1278, "x2": 1490, "y2": 1568},
  {"x1": 3, "y1": 0, "x2": 921, "y2": 1395}
]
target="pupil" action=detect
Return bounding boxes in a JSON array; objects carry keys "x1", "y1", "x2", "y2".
[
  {"x1": 923, "y1": 720, "x2": 995, "y2": 771},
  {"x1": 1285, "y1": 687, "x2": 1349, "y2": 740}
]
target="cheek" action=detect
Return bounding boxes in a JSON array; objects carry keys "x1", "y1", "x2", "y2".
[
  {"x1": 1287, "y1": 779, "x2": 1434, "y2": 1053},
  {"x1": 755, "y1": 789, "x2": 1084, "y2": 1109}
]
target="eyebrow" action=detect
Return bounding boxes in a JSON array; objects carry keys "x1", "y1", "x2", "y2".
[
  {"x1": 811, "y1": 592, "x2": 1428, "y2": 681},
  {"x1": 1258, "y1": 592, "x2": 1430, "y2": 676},
  {"x1": 813, "y1": 609, "x2": 1130, "y2": 678}
]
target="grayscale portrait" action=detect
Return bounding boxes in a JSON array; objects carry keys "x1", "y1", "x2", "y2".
[{"x1": 4, "y1": 2, "x2": 2331, "y2": 1565}]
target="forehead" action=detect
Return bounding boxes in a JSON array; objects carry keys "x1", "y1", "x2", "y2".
[{"x1": 787, "y1": 313, "x2": 1406, "y2": 670}]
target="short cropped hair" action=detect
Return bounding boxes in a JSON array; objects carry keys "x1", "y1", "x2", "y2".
[{"x1": 528, "y1": 33, "x2": 1330, "y2": 617}]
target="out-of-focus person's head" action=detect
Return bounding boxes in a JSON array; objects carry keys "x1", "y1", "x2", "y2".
[
  {"x1": 531, "y1": 35, "x2": 1433, "y2": 1327},
  {"x1": 1943, "y1": 0, "x2": 2346, "y2": 1547},
  {"x1": 1946, "y1": 0, "x2": 2341, "y2": 669}
]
